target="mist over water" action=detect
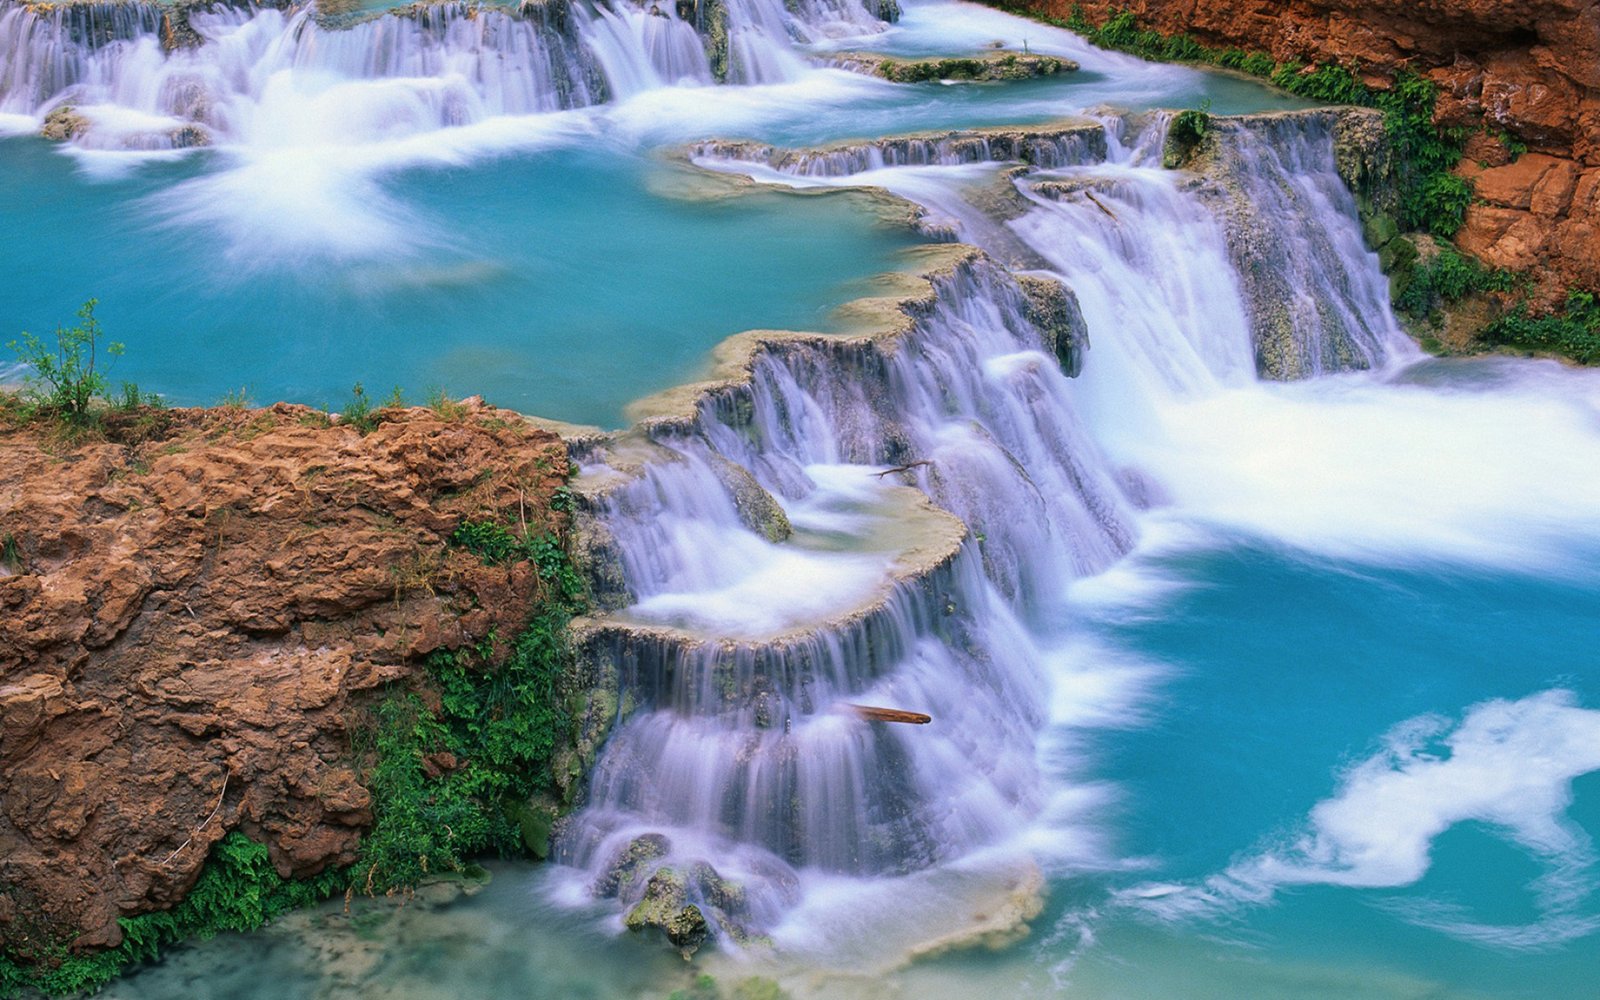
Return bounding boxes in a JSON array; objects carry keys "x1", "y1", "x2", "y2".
[{"x1": 4, "y1": 1, "x2": 1596, "y2": 997}]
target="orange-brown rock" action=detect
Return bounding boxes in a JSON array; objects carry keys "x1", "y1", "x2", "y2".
[
  {"x1": 1022, "y1": 0, "x2": 1600, "y2": 300},
  {"x1": 0, "y1": 400, "x2": 567, "y2": 958}
]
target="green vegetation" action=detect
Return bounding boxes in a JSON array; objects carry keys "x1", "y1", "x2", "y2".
[
  {"x1": 425, "y1": 387, "x2": 470, "y2": 420},
  {"x1": 6, "y1": 300, "x2": 124, "y2": 427},
  {"x1": 984, "y1": 4, "x2": 1476, "y2": 237},
  {"x1": 875, "y1": 53, "x2": 1064, "y2": 83},
  {"x1": 1163, "y1": 99, "x2": 1211, "y2": 168},
  {"x1": 354, "y1": 518, "x2": 585, "y2": 890},
  {"x1": 0, "y1": 834, "x2": 346, "y2": 999},
  {"x1": 1393, "y1": 242, "x2": 1516, "y2": 320},
  {"x1": 340, "y1": 382, "x2": 379, "y2": 434},
  {"x1": 1482, "y1": 290, "x2": 1600, "y2": 364}
]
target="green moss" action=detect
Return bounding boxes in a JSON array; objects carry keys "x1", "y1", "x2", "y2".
[
  {"x1": 876, "y1": 54, "x2": 1065, "y2": 83},
  {"x1": 355, "y1": 518, "x2": 586, "y2": 891},
  {"x1": 0, "y1": 834, "x2": 346, "y2": 998}
]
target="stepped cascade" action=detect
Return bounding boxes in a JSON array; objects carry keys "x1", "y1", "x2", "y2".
[{"x1": 1, "y1": 0, "x2": 1597, "y2": 994}]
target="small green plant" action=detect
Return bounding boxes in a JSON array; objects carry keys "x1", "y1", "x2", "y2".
[
  {"x1": 341, "y1": 382, "x2": 379, "y2": 434},
  {"x1": 218, "y1": 386, "x2": 254, "y2": 410},
  {"x1": 116, "y1": 381, "x2": 163, "y2": 411},
  {"x1": 1497, "y1": 130, "x2": 1528, "y2": 161},
  {"x1": 1170, "y1": 107, "x2": 1208, "y2": 143},
  {"x1": 1395, "y1": 243, "x2": 1516, "y2": 318},
  {"x1": 0, "y1": 533, "x2": 21, "y2": 573},
  {"x1": 426, "y1": 386, "x2": 469, "y2": 420},
  {"x1": 7, "y1": 299, "x2": 123, "y2": 426},
  {"x1": 383, "y1": 385, "x2": 405, "y2": 409}
]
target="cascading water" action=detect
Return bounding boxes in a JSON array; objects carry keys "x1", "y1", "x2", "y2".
[
  {"x1": 557, "y1": 104, "x2": 1442, "y2": 953},
  {"x1": 555, "y1": 254, "x2": 1135, "y2": 946},
  {"x1": 5, "y1": 0, "x2": 1596, "y2": 993},
  {"x1": 0, "y1": 0, "x2": 896, "y2": 148}
]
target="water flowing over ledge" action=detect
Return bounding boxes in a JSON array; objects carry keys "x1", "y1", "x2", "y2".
[
  {"x1": 0, "y1": 0, "x2": 897, "y2": 148},
  {"x1": 525, "y1": 102, "x2": 1462, "y2": 963},
  {"x1": 548, "y1": 242, "x2": 1134, "y2": 953}
]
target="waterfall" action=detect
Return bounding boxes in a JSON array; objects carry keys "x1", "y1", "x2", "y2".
[
  {"x1": 696, "y1": 108, "x2": 1417, "y2": 385},
  {"x1": 0, "y1": 0, "x2": 896, "y2": 148},
  {"x1": 556, "y1": 252, "x2": 1135, "y2": 943},
  {"x1": 562, "y1": 106, "x2": 1432, "y2": 950}
]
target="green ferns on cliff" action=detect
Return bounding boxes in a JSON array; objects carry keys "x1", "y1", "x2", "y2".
[
  {"x1": 0, "y1": 835, "x2": 346, "y2": 998},
  {"x1": 354, "y1": 519, "x2": 585, "y2": 890},
  {"x1": 1392, "y1": 243, "x2": 1516, "y2": 320},
  {"x1": 1482, "y1": 291, "x2": 1600, "y2": 364},
  {"x1": 985, "y1": 4, "x2": 1474, "y2": 237}
]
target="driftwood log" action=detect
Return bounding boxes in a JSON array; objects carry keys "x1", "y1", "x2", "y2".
[{"x1": 848, "y1": 704, "x2": 933, "y2": 725}]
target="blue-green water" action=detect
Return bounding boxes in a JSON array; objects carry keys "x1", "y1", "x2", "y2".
[
  {"x1": 0, "y1": 139, "x2": 918, "y2": 427},
  {"x1": 1037, "y1": 537, "x2": 1600, "y2": 999}
]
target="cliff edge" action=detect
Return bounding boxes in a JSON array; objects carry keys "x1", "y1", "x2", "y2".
[{"x1": 0, "y1": 399, "x2": 569, "y2": 965}]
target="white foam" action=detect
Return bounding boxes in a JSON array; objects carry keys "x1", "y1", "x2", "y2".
[{"x1": 1124, "y1": 689, "x2": 1600, "y2": 950}]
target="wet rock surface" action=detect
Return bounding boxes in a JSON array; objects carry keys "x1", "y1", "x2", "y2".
[{"x1": 0, "y1": 400, "x2": 567, "y2": 957}]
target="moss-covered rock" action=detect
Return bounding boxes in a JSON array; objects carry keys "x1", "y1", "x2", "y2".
[
  {"x1": 1016, "y1": 274, "x2": 1090, "y2": 377},
  {"x1": 39, "y1": 106, "x2": 89, "y2": 142},
  {"x1": 699, "y1": 0, "x2": 730, "y2": 83},
  {"x1": 594, "y1": 833, "x2": 671, "y2": 898},
  {"x1": 864, "y1": 52, "x2": 1076, "y2": 83},
  {"x1": 624, "y1": 868, "x2": 708, "y2": 957},
  {"x1": 1162, "y1": 108, "x2": 1210, "y2": 169},
  {"x1": 707, "y1": 454, "x2": 792, "y2": 542},
  {"x1": 506, "y1": 796, "x2": 560, "y2": 858}
]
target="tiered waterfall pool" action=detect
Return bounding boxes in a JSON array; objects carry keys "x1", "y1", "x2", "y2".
[{"x1": 2, "y1": 1, "x2": 1596, "y2": 998}]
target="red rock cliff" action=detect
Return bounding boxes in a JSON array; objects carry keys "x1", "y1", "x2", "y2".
[
  {"x1": 1026, "y1": 0, "x2": 1600, "y2": 300},
  {"x1": 0, "y1": 401, "x2": 567, "y2": 958}
]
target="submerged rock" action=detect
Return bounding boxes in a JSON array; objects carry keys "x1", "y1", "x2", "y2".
[
  {"x1": 39, "y1": 106, "x2": 89, "y2": 142},
  {"x1": 840, "y1": 51, "x2": 1077, "y2": 84},
  {"x1": 623, "y1": 868, "x2": 708, "y2": 957}
]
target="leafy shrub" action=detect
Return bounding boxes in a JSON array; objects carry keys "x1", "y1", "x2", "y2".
[
  {"x1": 1482, "y1": 291, "x2": 1600, "y2": 363},
  {"x1": 1395, "y1": 244, "x2": 1515, "y2": 318},
  {"x1": 7, "y1": 299, "x2": 123, "y2": 426}
]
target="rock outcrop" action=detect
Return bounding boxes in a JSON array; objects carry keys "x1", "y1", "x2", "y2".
[
  {"x1": 0, "y1": 400, "x2": 568, "y2": 959},
  {"x1": 1017, "y1": 0, "x2": 1600, "y2": 302}
]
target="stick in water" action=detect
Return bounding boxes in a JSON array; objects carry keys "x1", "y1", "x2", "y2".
[
  {"x1": 848, "y1": 704, "x2": 933, "y2": 725},
  {"x1": 1085, "y1": 190, "x2": 1120, "y2": 222}
]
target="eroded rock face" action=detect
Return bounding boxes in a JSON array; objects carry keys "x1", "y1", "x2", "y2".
[
  {"x1": 1023, "y1": 0, "x2": 1600, "y2": 302},
  {"x1": 0, "y1": 401, "x2": 567, "y2": 959}
]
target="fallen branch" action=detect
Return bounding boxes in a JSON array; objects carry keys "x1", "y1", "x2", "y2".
[
  {"x1": 848, "y1": 704, "x2": 933, "y2": 725},
  {"x1": 1085, "y1": 190, "x2": 1120, "y2": 222},
  {"x1": 873, "y1": 460, "x2": 931, "y2": 479},
  {"x1": 160, "y1": 767, "x2": 229, "y2": 866}
]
